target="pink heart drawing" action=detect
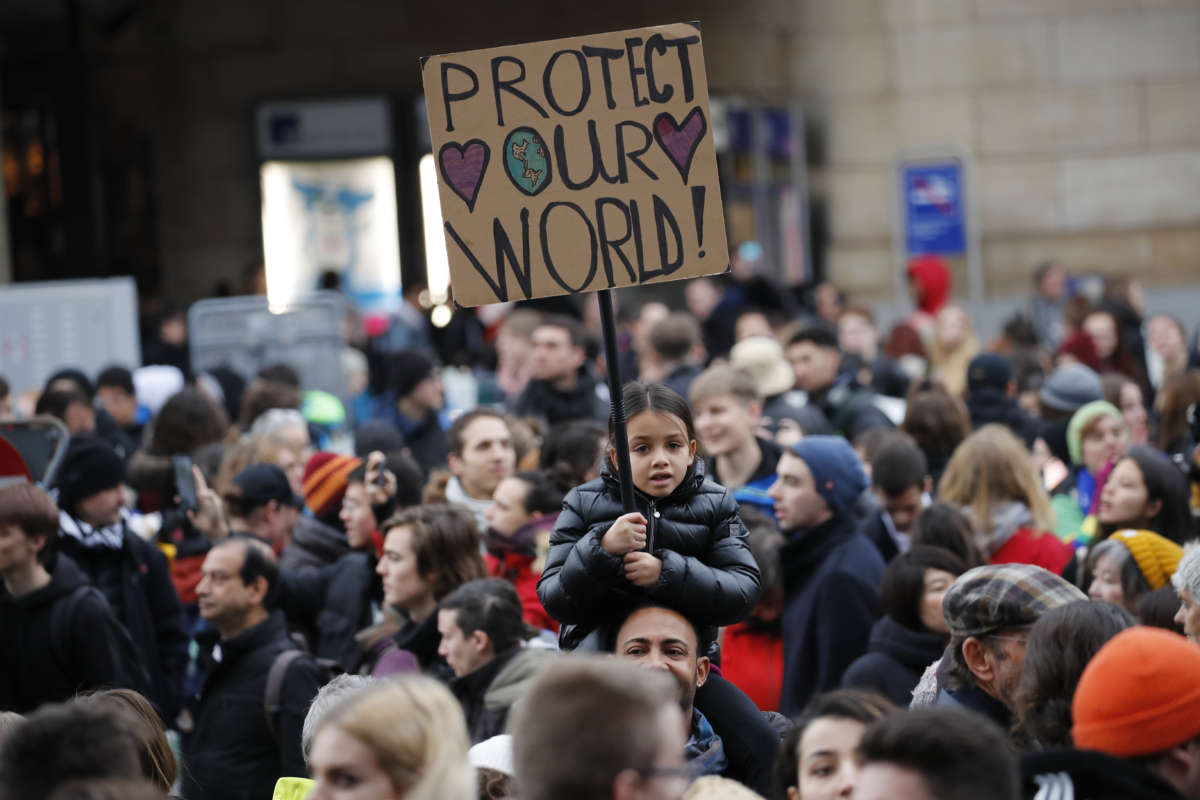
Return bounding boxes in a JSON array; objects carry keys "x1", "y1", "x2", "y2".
[
  {"x1": 653, "y1": 108, "x2": 708, "y2": 184},
  {"x1": 439, "y1": 140, "x2": 490, "y2": 212}
]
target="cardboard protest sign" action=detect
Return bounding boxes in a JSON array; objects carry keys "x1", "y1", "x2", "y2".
[{"x1": 422, "y1": 22, "x2": 729, "y2": 308}]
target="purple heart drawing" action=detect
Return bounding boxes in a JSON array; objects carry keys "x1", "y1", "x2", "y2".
[
  {"x1": 653, "y1": 108, "x2": 708, "y2": 184},
  {"x1": 439, "y1": 140, "x2": 490, "y2": 213}
]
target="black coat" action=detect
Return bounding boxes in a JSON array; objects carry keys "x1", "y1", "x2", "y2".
[
  {"x1": 393, "y1": 609, "x2": 454, "y2": 683},
  {"x1": 367, "y1": 398, "x2": 448, "y2": 476},
  {"x1": 279, "y1": 515, "x2": 349, "y2": 573},
  {"x1": 966, "y1": 387, "x2": 1041, "y2": 446},
  {"x1": 938, "y1": 681, "x2": 1012, "y2": 730},
  {"x1": 778, "y1": 512, "x2": 884, "y2": 717},
  {"x1": 58, "y1": 525, "x2": 189, "y2": 722},
  {"x1": 841, "y1": 615, "x2": 946, "y2": 707},
  {"x1": 0, "y1": 557, "x2": 140, "y2": 712},
  {"x1": 450, "y1": 646, "x2": 553, "y2": 744},
  {"x1": 861, "y1": 511, "x2": 900, "y2": 564},
  {"x1": 663, "y1": 363, "x2": 704, "y2": 401},
  {"x1": 538, "y1": 460, "x2": 761, "y2": 650},
  {"x1": 511, "y1": 372, "x2": 609, "y2": 426},
  {"x1": 1042, "y1": 418, "x2": 1072, "y2": 465},
  {"x1": 181, "y1": 612, "x2": 323, "y2": 800},
  {"x1": 280, "y1": 551, "x2": 377, "y2": 672},
  {"x1": 869, "y1": 354, "x2": 911, "y2": 399},
  {"x1": 400, "y1": 409, "x2": 449, "y2": 476},
  {"x1": 1021, "y1": 748, "x2": 1185, "y2": 800}
]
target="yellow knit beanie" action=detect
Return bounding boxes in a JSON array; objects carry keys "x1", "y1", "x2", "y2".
[{"x1": 1114, "y1": 529, "x2": 1183, "y2": 590}]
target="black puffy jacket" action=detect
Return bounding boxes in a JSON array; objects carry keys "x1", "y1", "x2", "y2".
[{"x1": 537, "y1": 459, "x2": 760, "y2": 649}]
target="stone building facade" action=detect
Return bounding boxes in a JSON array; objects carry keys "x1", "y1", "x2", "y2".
[{"x1": 13, "y1": 0, "x2": 1198, "y2": 304}]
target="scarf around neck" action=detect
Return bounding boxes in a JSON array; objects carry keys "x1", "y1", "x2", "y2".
[
  {"x1": 59, "y1": 507, "x2": 127, "y2": 551},
  {"x1": 444, "y1": 476, "x2": 491, "y2": 532},
  {"x1": 975, "y1": 500, "x2": 1034, "y2": 555},
  {"x1": 684, "y1": 709, "x2": 728, "y2": 778}
]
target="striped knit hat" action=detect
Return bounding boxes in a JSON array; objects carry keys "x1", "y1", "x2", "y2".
[{"x1": 302, "y1": 452, "x2": 362, "y2": 518}]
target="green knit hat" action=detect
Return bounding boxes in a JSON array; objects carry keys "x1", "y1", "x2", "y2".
[
  {"x1": 302, "y1": 390, "x2": 346, "y2": 428},
  {"x1": 1067, "y1": 400, "x2": 1122, "y2": 466}
]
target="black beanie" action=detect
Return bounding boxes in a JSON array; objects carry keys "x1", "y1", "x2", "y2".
[
  {"x1": 390, "y1": 351, "x2": 435, "y2": 399},
  {"x1": 56, "y1": 436, "x2": 125, "y2": 510}
]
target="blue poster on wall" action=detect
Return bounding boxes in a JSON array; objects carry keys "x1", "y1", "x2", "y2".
[{"x1": 902, "y1": 160, "x2": 966, "y2": 256}]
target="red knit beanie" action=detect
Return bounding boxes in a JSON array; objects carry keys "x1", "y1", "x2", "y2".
[
  {"x1": 1072, "y1": 626, "x2": 1200, "y2": 757},
  {"x1": 302, "y1": 452, "x2": 362, "y2": 518}
]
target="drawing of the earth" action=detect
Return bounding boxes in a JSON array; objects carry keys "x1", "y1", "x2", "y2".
[{"x1": 503, "y1": 127, "x2": 552, "y2": 196}]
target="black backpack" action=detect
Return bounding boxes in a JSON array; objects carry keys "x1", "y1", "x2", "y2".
[
  {"x1": 263, "y1": 640, "x2": 344, "y2": 743},
  {"x1": 50, "y1": 584, "x2": 153, "y2": 700}
]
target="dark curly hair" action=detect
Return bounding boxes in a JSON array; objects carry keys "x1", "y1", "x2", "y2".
[
  {"x1": 150, "y1": 388, "x2": 229, "y2": 456},
  {"x1": 1011, "y1": 600, "x2": 1134, "y2": 749}
]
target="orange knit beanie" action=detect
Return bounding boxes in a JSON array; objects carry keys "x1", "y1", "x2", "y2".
[{"x1": 1073, "y1": 627, "x2": 1200, "y2": 757}]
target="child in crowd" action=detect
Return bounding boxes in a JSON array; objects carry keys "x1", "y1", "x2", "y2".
[
  {"x1": 537, "y1": 381, "x2": 770, "y2": 793},
  {"x1": 537, "y1": 381, "x2": 760, "y2": 649}
]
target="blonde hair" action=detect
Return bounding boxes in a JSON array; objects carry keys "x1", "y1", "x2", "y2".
[
  {"x1": 684, "y1": 776, "x2": 766, "y2": 799},
  {"x1": 316, "y1": 676, "x2": 475, "y2": 800},
  {"x1": 689, "y1": 364, "x2": 760, "y2": 406},
  {"x1": 937, "y1": 424, "x2": 1054, "y2": 552},
  {"x1": 929, "y1": 306, "x2": 980, "y2": 398}
]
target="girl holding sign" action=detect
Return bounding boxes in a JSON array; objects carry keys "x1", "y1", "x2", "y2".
[
  {"x1": 537, "y1": 382, "x2": 777, "y2": 793},
  {"x1": 537, "y1": 381, "x2": 760, "y2": 649}
]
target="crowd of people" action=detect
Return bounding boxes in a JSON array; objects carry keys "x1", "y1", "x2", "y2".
[{"x1": 1, "y1": 253, "x2": 1200, "y2": 800}]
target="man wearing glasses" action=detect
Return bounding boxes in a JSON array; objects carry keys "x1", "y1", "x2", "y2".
[{"x1": 937, "y1": 563, "x2": 1085, "y2": 728}]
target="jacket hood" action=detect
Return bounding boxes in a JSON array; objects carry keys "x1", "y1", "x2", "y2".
[
  {"x1": 868, "y1": 615, "x2": 947, "y2": 672},
  {"x1": 2, "y1": 554, "x2": 92, "y2": 609},
  {"x1": 484, "y1": 646, "x2": 556, "y2": 710},
  {"x1": 976, "y1": 500, "x2": 1034, "y2": 554},
  {"x1": 907, "y1": 255, "x2": 951, "y2": 314},
  {"x1": 599, "y1": 450, "x2": 707, "y2": 504},
  {"x1": 289, "y1": 515, "x2": 350, "y2": 561}
]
